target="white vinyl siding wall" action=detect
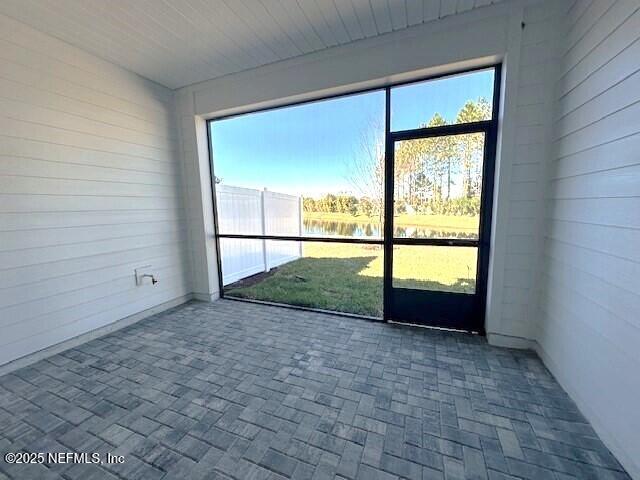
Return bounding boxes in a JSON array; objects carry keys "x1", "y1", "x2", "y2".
[
  {"x1": 536, "y1": 1, "x2": 640, "y2": 478},
  {"x1": 0, "y1": 14, "x2": 191, "y2": 367},
  {"x1": 495, "y1": 0, "x2": 562, "y2": 340}
]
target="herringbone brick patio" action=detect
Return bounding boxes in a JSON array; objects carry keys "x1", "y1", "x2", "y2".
[{"x1": 0, "y1": 300, "x2": 630, "y2": 479}]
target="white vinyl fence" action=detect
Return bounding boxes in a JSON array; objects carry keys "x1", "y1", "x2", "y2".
[{"x1": 216, "y1": 185, "x2": 303, "y2": 285}]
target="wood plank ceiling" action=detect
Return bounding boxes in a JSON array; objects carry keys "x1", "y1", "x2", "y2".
[{"x1": 0, "y1": 0, "x2": 504, "y2": 89}]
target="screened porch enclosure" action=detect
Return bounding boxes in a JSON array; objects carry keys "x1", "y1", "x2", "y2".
[
  {"x1": 209, "y1": 66, "x2": 499, "y2": 330},
  {"x1": 1, "y1": 1, "x2": 638, "y2": 478}
]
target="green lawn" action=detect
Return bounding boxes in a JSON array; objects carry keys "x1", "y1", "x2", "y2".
[{"x1": 225, "y1": 243, "x2": 477, "y2": 317}]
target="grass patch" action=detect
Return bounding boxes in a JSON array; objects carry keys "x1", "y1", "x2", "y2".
[{"x1": 225, "y1": 243, "x2": 476, "y2": 317}]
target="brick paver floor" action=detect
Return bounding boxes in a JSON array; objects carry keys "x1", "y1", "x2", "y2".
[{"x1": 0, "y1": 300, "x2": 631, "y2": 479}]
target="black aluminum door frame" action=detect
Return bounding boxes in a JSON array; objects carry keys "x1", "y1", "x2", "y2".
[{"x1": 382, "y1": 64, "x2": 501, "y2": 333}]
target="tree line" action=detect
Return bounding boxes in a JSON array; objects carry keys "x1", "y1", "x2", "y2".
[
  {"x1": 307, "y1": 98, "x2": 490, "y2": 218},
  {"x1": 303, "y1": 193, "x2": 480, "y2": 218},
  {"x1": 303, "y1": 194, "x2": 377, "y2": 217},
  {"x1": 393, "y1": 98, "x2": 489, "y2": 216}
]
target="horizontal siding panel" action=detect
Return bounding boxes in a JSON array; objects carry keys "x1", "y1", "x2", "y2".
[
  {"x1": 558, "y1": 6, "x2": 640, "y2": 96},
  {"x1": 538, "y1": 299, "x2": 637, "y2": 389},
  {"x1": 0, "y1": 56, "x2": 174, "y2": 128},
  {"x1": 0, "y1": 16, "x2": 173, "y2": 110},
  {"x1": 506, "y1": 217, "x2": 538, "y2": 236},
  {"x1": 0, "y1": 262, "x2": 187, "y2": 329},
  {"x1": 541, "y1": 5, "x2": 640, "y2": 474},
  {"x1": 506, "y1": 235, "x2": 536, "y2": 255},
  {"x1": 548, "y1": 197, "x2": 640, "y2": 228},
  {"x1": 502, "y1": 286, "x2": 531, "y2": 305},
  {"x1": 522, "y1": 16, "x2": 557, "y2": 45},
  {"x1": 502, "y1": 252, "x2": 535, "y2": 270},
  {"x1": 0, "y1": 221, "x2": 186, "y2": 251},
  {"x1": 0, "y1": 97, "x2": 174, "y2": 151},
  {"x1": 0, "y1": 117, "x2": 175, "y2": 163},
  {"x1": 554, "y1": 131, "x2": 640, "y2": 177},
  {"x1": 0, "y1": 228, "x2": 186, "y2": 271},
  {"x1": 555, "y1": 100, "x2": 640, "y2": 158},
  {"x1": 539, "y1": 294, "x2": 639, "y2": 384},
  {"x1": 520, "y1": 40, "x2": 551, "y2": 67},
  {"x1": 0, "y1": 194, "x2": 181, "y2": 213},
  {"x1": 0, "y1": 42, "x2": 171, "y2": 120},
  {"x1": 0, "y1": 243, "x2": 186, "y2": 290},
  {"x1": 546, "y1": 220, "x2": 640, "y2": 263},
  {"x1": 555, "y1": 67, "x2": 640, "y2": 139},
  {"x1": 518, "y1": 63, "x2": 548, "y2": 88},
  {"x1": 563, "y1": 0, "x2": 592, "y2": 31},
  {"x1": 0, "y1": 157, "x2": 179, "y2": 186},
  {"x1": 503, "y1": 268, "x2": 532, "y2": 289},
  {"x1": 501, "y1": 302, "x2": 528, "y2": 322},
  {"x1": 555, "y1": 35, "x2": 640, "y2": 120},
  {"x1": 511, "y1": 163, "x2": 539, "y2": 183},
  {"x1": 543, "y1": 249, "x2": 640, "y2": 325},
  {"x1": 515, "y1": 125, "x2": 545, "y2": 146},
  {"x1": 563, "y1": 0, "x2": 638, "y2": 73},
  {"x1": 0, "y1": 15, "x2": 189, "y2": 367},
  {"x1": 0, "y1": 249, "x2": 187, "y2": 308},
  {"x1": 0, "y1": 281, "x2": 191, "y2": 366},
  {"x1": 516, "y1": 103, "x2": 545, "y2": 127},
  {"x1": 549, "y1": 164, "x2": 640, "y2": 199},
  {"x1": 508, "y1": 181, "x2": 539, "y2": 201},
  {"x1": 0, "y1": 176, "x2": 180, "y2": 198},
  {"x1": 512, "y1": 143, "x2": 546, "y2": 165},
  {"x1": 0, "y1": 209, "x2": 185, "y2": 232},
  {"x1": 537, "y1": 305, "x2": 640, "y2": 475},
  {"x1": 562, "y1": 0, "x2": 615, "y2": 57},
  {"x1": 0, "y1": 76, "x2": 175, "y2": 140},
  {"x1": 0, "y1": 137, "x2": 179, "y2": 175},
  {"x1": 516, "y1": 83, "x2": 546, "y2": 106},
  {"x1": 507, "y1": 200, "x2": 538, "y2": 220}
]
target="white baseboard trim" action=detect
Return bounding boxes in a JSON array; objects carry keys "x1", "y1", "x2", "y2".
[
  {"x1": 535, "y1": 340, "x2": 639, "y2": 480},
  {"x1": 192, "y1": 291, "x2": 220, "y2": 302},
  {"x1": 0, "y1": 294, "x2": 193, "y2": 377},
  {"x1": 486, "y1": 332, "x2": 535, "y2": 349}
]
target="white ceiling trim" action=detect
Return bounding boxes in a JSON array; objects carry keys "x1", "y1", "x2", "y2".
[{"x1": 0, "y1": 0, "x2": 505, "y2": 89}]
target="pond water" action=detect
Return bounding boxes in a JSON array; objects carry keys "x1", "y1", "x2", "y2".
[{"x1": 303, "y1": 218, "x2": 478, "y2": 239}]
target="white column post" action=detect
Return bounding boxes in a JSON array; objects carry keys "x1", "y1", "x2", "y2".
[
  {"x1": 261, "y1": 188, "x2": 269, "y2": 272},
  {"x1": 299, "y1": 196, "x2": 304, "y2": 257}
]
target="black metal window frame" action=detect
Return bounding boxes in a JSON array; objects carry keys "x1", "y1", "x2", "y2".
[{"x1": 207, "y1": 63, "x2": 502, "y2": 325}]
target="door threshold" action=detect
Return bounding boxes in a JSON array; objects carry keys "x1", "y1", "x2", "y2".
[
  {"x1": 222, "y1": 295, "x2": 385, "y2": 323},
  {"x1": 388, "y1": 319, "x2": 482, "y2": 335}
]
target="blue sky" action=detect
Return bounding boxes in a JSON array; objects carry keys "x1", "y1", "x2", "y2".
[{"x1": 210, "y1": 69, "x2": 494, "y2": 197}]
